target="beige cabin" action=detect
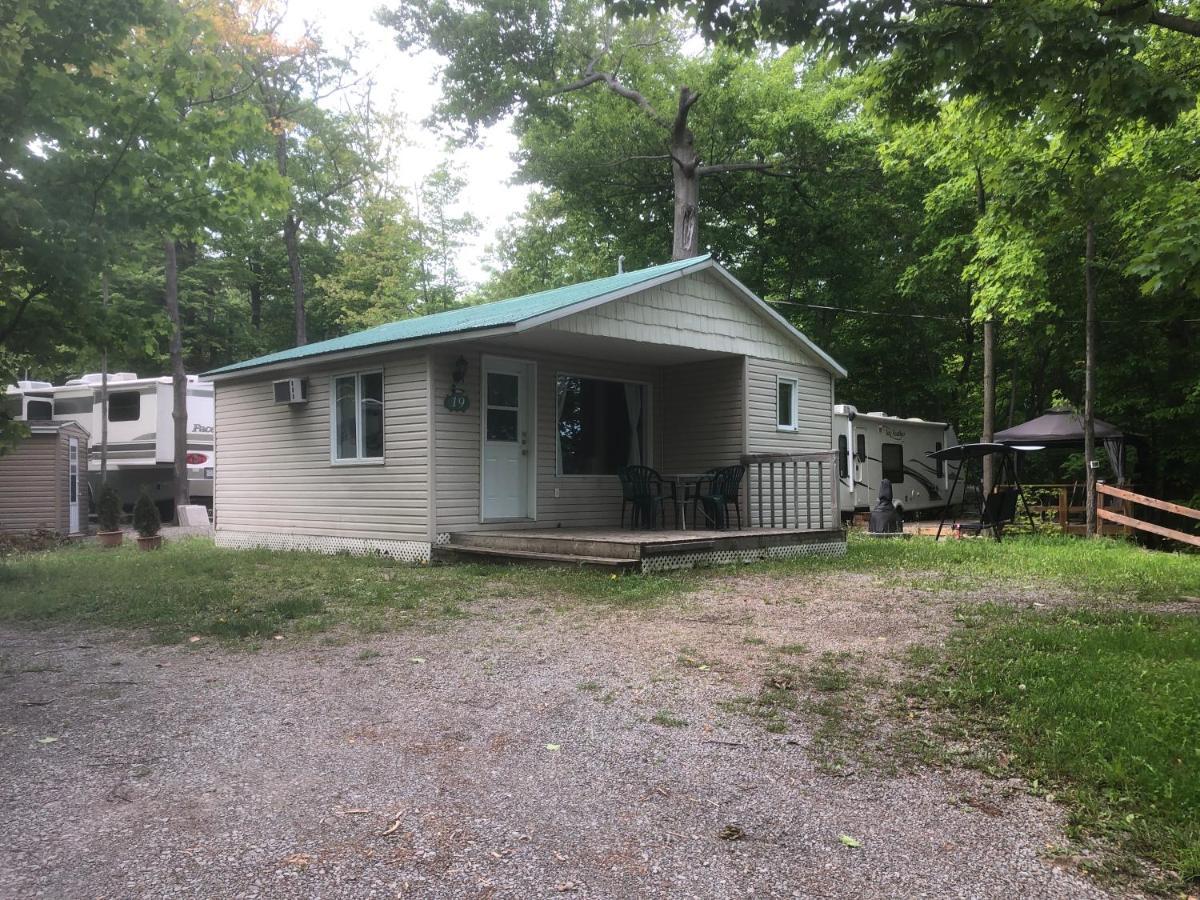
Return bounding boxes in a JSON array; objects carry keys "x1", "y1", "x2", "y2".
[
  {"x1": 206, "y1": 256, "x2": 849, "y2": 568},
  {"x1": 0, "y1": 421, "x2": 89, "y2": 535}
]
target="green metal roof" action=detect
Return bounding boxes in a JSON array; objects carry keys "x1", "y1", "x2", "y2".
[{"x1": 205, "y1": 254, "x2": 712, "y2": 377}]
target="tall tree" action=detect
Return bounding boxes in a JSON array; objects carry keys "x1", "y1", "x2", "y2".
[
  {"x1": 383, "y1": 1, "x2": 794, "y2": 258},
  {"x1": 236, "y1": 3, "x2": 372, "y2": 345}
]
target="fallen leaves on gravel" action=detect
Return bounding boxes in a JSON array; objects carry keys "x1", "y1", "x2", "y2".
[
  {"x1": 839, "y1": 834, "x2": 862, "y2": 848},
  {"x1": 35, "y1": 736, "x2": 58, "y2": 744},
  {"x1": 718, "y1": 824, "x2": 745, "y2": 841},
  {"x1": 545, "y1": 743, "x2": 561, "y2": 751}
]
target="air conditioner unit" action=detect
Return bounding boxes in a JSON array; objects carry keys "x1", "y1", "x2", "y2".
[{"x1": 273, "y1": 378, "x2": 308, "y2": 405}]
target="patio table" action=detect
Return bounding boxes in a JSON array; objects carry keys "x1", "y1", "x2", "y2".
[{"x1": 663, "y1": 473, "x2": 709, "y2": 530}]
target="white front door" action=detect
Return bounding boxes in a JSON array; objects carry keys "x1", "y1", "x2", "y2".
[
  {"x1": 67, "y1": 437, "x2": 80, "y2": 534},
  {"x1": 482, "y1": 358, "x2": 533, "y2": 520}
]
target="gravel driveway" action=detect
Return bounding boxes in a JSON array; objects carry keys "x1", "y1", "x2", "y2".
[{"x1": 0, "y1": 571, "x2": 1126, "y2": 899}]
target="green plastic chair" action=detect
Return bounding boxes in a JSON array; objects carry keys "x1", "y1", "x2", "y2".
[
  {"x1": 693, "y1": 465, "x2": 745, "y2": 530},
  {"x1": 619, "y1": 465, "x2": 677, "y2": 529}
]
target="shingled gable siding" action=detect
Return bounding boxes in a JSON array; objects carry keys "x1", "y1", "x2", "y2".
[
  {"x1": 430, "y1": 341, "x2": 665, "y2": 534},
  {"x1": 213, "y1": 351, "x2": 430, "y2": 542},
  {"x1": 547, "y1": 269, "x2": 815, "y2": 365}
]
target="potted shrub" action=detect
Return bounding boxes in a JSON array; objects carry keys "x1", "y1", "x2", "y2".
[
  {"x1": 96, "y1": 484, "x2": 123, "y2": 547},
  {"x1": 132, "y1": 488, "x2": 163, "y2": 551}
]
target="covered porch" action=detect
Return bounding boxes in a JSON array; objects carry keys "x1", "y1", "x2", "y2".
[{"x1": 433, "y1": 523, "x2": 847, "y2": 572}]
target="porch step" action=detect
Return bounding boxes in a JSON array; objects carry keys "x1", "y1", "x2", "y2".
[
  {"x1": 432, "y1": 545, "x2": 639, "y2": 572},
  {"x1": 449, "y1": 531, "x2": 643, "y2": 560}
]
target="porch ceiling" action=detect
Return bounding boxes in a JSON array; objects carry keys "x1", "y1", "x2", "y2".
[{"x1": 477, "y1": 326, "x2": 737, "y2": 366}]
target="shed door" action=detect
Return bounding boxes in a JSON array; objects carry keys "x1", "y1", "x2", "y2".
[{"x1": 68, "y1": 437, "x2": 80, "y2": 534}]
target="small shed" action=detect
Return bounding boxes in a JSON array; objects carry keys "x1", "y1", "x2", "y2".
[{"x1": 0, "y1": 421, "x2": 90, "y2": 535}]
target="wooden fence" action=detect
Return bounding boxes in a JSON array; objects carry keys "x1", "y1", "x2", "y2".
[
  {"x1": 1096, "y1": 483, "x2": 1200, "y2": 549},
  {"x1": 1021, "y1": 483, "x2": 1126, "y2": 536}
]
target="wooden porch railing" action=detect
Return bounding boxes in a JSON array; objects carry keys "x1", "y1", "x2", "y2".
[
  {"x1": 1096, "y1": 483, "x2": 1200, "y2": 548},
  {"x1": 742, "y1": 451, "x2": 840, "y2": 531}
]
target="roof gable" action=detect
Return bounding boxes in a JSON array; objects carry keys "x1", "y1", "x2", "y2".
[{"x1": 204, "y1": 254, "x2": 845, "y2": 379}]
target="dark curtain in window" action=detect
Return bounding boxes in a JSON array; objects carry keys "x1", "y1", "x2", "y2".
[{"x1": 557, "y1": 376, "x2": 643, "y2": 475}]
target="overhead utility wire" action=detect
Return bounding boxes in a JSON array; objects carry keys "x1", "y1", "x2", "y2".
[{"x1": 766, "y1": 299, "x2": 1200, "y2": 325}]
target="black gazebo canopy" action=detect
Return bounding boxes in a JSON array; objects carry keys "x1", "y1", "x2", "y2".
[{"x1": 994, "y1": 409, "x2": 1126, "y2": 480}]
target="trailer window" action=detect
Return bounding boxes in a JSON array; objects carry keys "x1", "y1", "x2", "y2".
[
  {"x1": 108, "y1": 391, "x2": 140, "y2": 422},
  {"x1": 855, "y1": 433, "x2": 866, "y2": 463},
  {"x1": 25, "y1": 399, "x2": 53, "y2": 420},
  {"x1": 837, "y1": 435, "x2": 848, "y2": 478},
  {"x1": 935, "y1": 442, "x2": 943, "y2": 477},
  {"x1": 881, "y1": 442, "x2": 905, "y2": 484}
]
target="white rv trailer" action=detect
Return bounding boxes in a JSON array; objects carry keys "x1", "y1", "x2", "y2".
[
  {"x1": 7, "y1": 374, "x2": 215, "y2": 514},
  {"x1": 834, "y1": 404, "x2": 964, "y2": 516}
]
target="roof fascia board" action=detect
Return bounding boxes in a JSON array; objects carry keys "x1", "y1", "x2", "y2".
[
  {"x1": 709, "y1": 262, "x2": 849, "y2": 378},
  {"x1": 206, "y1": 323, "x2": 521, "y2": 382},
  {"x1": 512, "y1": 258, "x2": 717, "y2": 333}
]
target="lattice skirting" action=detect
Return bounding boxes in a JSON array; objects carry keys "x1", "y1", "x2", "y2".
[
  {"x1": 215, "y1": 530, "x2": 432, "y2": 564},
  {"x1": 640, "y1": 539, "x2": 846, "y2": 574}
]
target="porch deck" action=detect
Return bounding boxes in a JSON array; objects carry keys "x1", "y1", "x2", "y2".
[{"x1": 434, "y1": 526, "x2": 847, "y2": 573}]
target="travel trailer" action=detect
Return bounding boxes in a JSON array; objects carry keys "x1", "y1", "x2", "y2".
[
  {"x1": 6, "y1": 374, "x2": 215, "y2": 515},
  {"x1": 833, "y1": 404, "x2": 963, "y2": 516}
]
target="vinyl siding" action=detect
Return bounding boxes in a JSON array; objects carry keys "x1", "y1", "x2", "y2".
[
  {"x1": 661, "y1": 356, "x2": 745, "y2": 473},
  {"x1": 0, "y1": 428, "x2": 85, "y2": 534},
  {"x1": 431, "y1": 341, "x2": 665, "y2": 532},
  {"x1": 214, "y1": 351, "x2": 430, "y2": 540},
  {"x1": 549, "y1": 270, "x2": 819, "y2": 367},
  {"x1": 745, "y1": 357, "x2": 836, "y2": 528}
]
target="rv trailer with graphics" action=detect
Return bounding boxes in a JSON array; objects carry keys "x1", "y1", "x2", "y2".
[
  {"x1": 833, "y1": 404, "x2": 963, "y2": 517},
  {"x1": 6, "y1": 374, "x2": 214, "y2": 516}
]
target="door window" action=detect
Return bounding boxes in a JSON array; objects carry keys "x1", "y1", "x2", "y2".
[{"x1": 486, "y1": 373, "x2": 520, "y2": 442}]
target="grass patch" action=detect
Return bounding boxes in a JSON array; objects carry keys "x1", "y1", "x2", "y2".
[
  {"x1": 0, "y1": 539, "x2": 689, "y2": 643},
  {"x1": 754, "y1": 532, "x2": 1200, "y2": 602},
  {"x1": 912, "y1": 606, "x2": 1200, "y2": 889},
  {"x1": 775, "y1": 642, "x2": 809, "y2": 656},
  {"x1": 650, "y1": 709, "x2": 689, "y2": 728}
]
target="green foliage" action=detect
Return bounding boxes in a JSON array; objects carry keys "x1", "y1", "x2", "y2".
[
  {"x1": 923, "y1": 608, "x2": 1200, "y2": 887},
  {"x1": 132, "y1": 488, "x2": 161, "y2": 538},
  {"x1": 96, "y1": 484, "x2": 122, "y2": 533}
]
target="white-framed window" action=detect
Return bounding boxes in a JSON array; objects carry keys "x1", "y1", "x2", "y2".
[
  {"x1": 776, "y1": 376, "x2": 798, "y2": 431},
  {"x1": 330, "y1": 370, "x2": 384, "y2": 464}
]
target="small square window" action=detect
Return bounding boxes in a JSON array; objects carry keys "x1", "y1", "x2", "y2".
[
  {"x1": 777, "y1": 378, "x2": 797, "y2": 431},
  {"x1": 108, "y1": 391, "x2": 140, "y2": 422}
]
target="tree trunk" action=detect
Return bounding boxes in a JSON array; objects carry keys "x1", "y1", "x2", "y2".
[
  {"x1": 670, "y1": 88, "x2": 702, "y2": 261},
  {"x1": 976, "y1": 167, "x2": 996, "y2": 496},
  {"x1": 1084, "y1": 221, "x2": 1097, "y2": 537},
  {"x1": 276, "y1": 131, "x2": 307, "y2": 346},
  {"x1": 100, "y1": 271, "x2": 109, "y2": 486},
  {"x1": 164, "y1": 238, "x2": 189, "y2": 518},
  {"x1": 249, "y1": 279, "x2": 262, "y2": 330},
  {"x1": 284, "y1": 213, "x2": 306, "y2": 346}
]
